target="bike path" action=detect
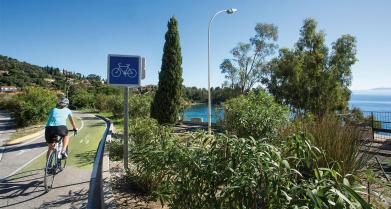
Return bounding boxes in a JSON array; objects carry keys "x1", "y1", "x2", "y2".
[
  {"x1": 0, "y1": 112, "x2": 105, "y2": 209},
  {"x1": 0, "y1": 110, "x2": 15, "y2": 161}
]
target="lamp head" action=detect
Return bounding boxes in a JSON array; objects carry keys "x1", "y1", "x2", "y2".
[{"x1": 226, "y1": 8, "x2": 238, "y2": 14}]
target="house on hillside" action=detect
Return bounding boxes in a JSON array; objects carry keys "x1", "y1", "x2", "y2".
[
  {"x1": 0, "y1": 70, "x2": 9, "y2": 76},
  {"x1": 0, "y1": 86, "x2": 17, "y2": 94},
  {"x1": 44, "y1": 78, "x2": 55, "y2": 83}
]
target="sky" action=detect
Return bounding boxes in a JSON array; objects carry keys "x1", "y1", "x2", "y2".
[{"x1": 0, "y1": 0, "x2": 390, "y2": 90}]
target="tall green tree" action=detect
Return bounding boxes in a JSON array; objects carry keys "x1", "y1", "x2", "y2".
[
  {"x1": 264, "y1": 18, "x2": 357, "y2": 117},
  {"x1": 220, "y1": 23, "x2": 278, "y2": 93},
  {"x1": 151, "y1": 17, "x2": 183, "y2": 124}
]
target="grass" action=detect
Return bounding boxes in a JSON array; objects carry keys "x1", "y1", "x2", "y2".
[
  {"x1": 93, "y1": 111, "x2": 124, "y2": 133},
  {"x1": 11, "y1": 115, "x2": 105, "y2": 180}
]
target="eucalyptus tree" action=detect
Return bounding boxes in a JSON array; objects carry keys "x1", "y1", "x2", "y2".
[
  {"x1": 220, "y1": 23, "x2": 278, "y2": 94},
  {"x1": 264, "y1": 18, "x2": 357, "y2": 117}
]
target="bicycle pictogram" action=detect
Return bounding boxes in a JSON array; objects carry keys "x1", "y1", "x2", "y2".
[{"x1": 111, "y1": 63, "x2": 137, "y2": 78}]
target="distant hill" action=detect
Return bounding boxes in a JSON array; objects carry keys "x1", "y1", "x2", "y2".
[
  {"x1": 0, "y1": 55, "x2": 96, "y2": 90},
  {"x1": 371, "y1": 88, "x2": 391, "y2": 91}
]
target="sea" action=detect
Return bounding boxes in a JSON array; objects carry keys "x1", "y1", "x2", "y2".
[{"x1": 183, "y1": 90, "x2": 391, "y2": 123}]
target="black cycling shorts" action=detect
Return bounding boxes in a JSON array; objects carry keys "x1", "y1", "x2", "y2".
[{"x1": 45, "y1": 126, "x2": 68, "y2": 143}]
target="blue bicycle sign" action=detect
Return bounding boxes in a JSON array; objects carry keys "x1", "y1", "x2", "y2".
[
  {"x1": 107, "y1": 55, "x2": 141, "y2": 86},
  {"x1": 111, "y1": 63, "x2": 137, "y2": 78}
]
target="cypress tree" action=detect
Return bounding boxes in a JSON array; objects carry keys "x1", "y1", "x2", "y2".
[{"x1": 151, "y1": 17, "x2": 183, "y2": 124}]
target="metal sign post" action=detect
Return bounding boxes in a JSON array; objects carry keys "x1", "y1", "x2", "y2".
[
  {"x1": 107, "y1": 54, "x2": 145, "y2": 170},
  {"x1": 123, "y1": 87, "x2": 129, "y2": 170}
]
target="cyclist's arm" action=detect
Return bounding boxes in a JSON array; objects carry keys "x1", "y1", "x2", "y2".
[{"x1": 68, "y1": 115, "x2": 77, "y2": 130}]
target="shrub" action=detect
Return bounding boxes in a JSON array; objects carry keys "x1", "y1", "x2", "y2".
[
  {"x1": 297, "y1": 113, "x2": 372, "y2": 175},
  {"x1": 127, "y1": 117, "x2": 173, "y2": 193},
  {"x1": 11, "y1": 87, "x2": 57, "y2": 127},
  {"x1": 70, "y1": 89, "x2": 94, "y2": 109},
  {"x1": 129, "y1": 131, "x2": 370, "y2": 208},
  {"x1": 108, "y1": 95, "x2": 123, "y2": 117},
  {"x1": 109, "y1": 139, "x2": 123, "y2": 161},
  {"x1": 222, "y1": 91, "x2": 289, "y2": 141},
  {"x1": 95, "y1": 94, "x2": 111, "y2": 112},
  {"x1": 0, "y1": 94, "x2": 14, "y2": 110},
  {"x1": 128, "y1": 92, "x2": 153, "y2": 118}
]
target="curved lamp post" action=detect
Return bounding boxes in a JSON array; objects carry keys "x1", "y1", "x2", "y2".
[{"x1": 208, "y1": 8, "x2": 238, "y2": 135}]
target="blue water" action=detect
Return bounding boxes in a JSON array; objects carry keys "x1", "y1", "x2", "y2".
[
  {"x1": 349, "y1": 90, "x2": 391, "y2": 112},
  {"x1": 183, "y1": 103, "x2": 223, "y2": 123},
  {"x1": 183, "y1": 90, "x2": 391, "y2": 123}
]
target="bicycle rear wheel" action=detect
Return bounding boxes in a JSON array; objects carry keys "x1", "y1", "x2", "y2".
[{"x1": 44, "y1": 150, "x2": 57, "y2": 192}]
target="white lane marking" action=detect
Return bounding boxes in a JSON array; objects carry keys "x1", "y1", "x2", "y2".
[
  {"x1": 78, "y1": 116, "x2": 84, "y2": 131},
  {"x1": 0, "y1": 147, "x2": 4, "y2": 161},
  {"x1": 0, "y1": 116, "x2": 85, "y2": 182},
  {"x1": 1, "y1": 116, "x2": 83, "y2": 155},
  {"x1": 0, "y1": 150, "x2": 47, "y2": 182}
]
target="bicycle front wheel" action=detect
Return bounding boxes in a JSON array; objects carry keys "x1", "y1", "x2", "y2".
[{"x1": 44, "y1": 150, "x2": 57, "y2": 192}]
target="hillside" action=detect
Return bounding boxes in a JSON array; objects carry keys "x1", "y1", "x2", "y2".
[{"x1": 0, "y1": 55, "x2": 86, "y2": 89}]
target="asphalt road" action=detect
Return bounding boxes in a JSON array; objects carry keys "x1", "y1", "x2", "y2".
[
  {"x1": 0, "y1": 112, "x2": 105, "y2": 209},
  {"x1": 0, "y1": 110, "x2": 15, "y2": 160}
]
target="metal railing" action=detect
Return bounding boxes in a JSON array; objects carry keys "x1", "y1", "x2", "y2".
[
  {"x1": 87, "y1": 116, "x2": 111, "y2": 209},
  {"x1": 362, "y1": 111, "x2": 391, "y2": 140}
]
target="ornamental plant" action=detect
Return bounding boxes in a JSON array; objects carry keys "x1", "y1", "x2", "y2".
[{"x1": 222, "y1": 91, "x2": 289, "y2": 142}]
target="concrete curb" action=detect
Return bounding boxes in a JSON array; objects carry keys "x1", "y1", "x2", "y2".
[
  {"x1": 6, "y1": 128, "x2": 44, "y2": 145},
  {"x1": 87, "y1": 115, "x2": 116, "y2": 209},
  {"x1": 103, "y1": 119, "x2": 116, "y2": 209}
]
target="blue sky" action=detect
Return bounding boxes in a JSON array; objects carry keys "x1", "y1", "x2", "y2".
[{"x1": 0, "y1": 0, "x2": 390, "y2": 90}]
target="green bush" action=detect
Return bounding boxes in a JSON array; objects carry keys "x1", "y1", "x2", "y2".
[
  {"x1": 108, "y1": 95, "x2": 123, "y2": 117},
  {"x1": 94, "y1": 94, "x2": 111, "y2": 112},
  {"x1": 223, "y1": 91, "x2": 289, "y2": 141},
  {"x1": 109, "y1": 139, "x2": 123, "y2": 161},
  {"x1": 128, "y1": 130, "x2": 370, "y2": 209},
  {"x1": 11, "y1": 87, "x2": 57, "y2": 127},
  {"x1": 70, "y1": 89, "x2": 94, "y2": 109},
  {"x1": 302, "y1": 113, "x2": 372, "y2": 175},
  {"x1": 128, "y1": 92, "x2": 153, "y2": 118},
  {"x1": 128, "y1": 117, "x2": 173, "y2": 193},
  {"x1": 0, "y1": 94, "x2": 14, "y2": 110}
]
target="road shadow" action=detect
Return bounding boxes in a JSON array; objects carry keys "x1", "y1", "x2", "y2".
[
  {"x1": 0, "y1": 168, "x2": 90, "y2": 209},
  {"x1": 38, "y1": 188, "x2": 88, "y2": 209},
  {"x1": 74, "y1": 150, "x2": 96, "y2": 168}
]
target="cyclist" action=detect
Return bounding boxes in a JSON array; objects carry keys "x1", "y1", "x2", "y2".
[{"x1": 45, "y1": 97, "x2": 77, "y2": 160}]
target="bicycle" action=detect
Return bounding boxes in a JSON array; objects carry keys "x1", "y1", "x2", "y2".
[
  {"x1": 44, "y1": 130, "x2": 76, "y2": 192},
  {"x1": 111, "y1": 63, "x2": 137, "y2": 78}
]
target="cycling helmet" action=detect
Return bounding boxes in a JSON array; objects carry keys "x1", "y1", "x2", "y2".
[{"x1": 57, "y1": 97, "x2": 69, "y2": 107}]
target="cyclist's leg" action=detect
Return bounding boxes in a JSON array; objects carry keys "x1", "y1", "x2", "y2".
[
  {"x1": 46, "y1": 143, "x2": 55, "y2": 160},
  {"x1": 45, "y1": 126, "x2": 56, "y2": 160},
  {"x1": 63, "y1": 135, "x2": 69, "y2": 153},
  {"x1": 57, "y1": 126, "x2": 69, "y2": 153}
]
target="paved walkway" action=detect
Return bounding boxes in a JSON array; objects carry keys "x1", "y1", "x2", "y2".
[
  {"x1": 0, "y1": 112, "x2": 105, "y2": 209},
  {"x1": 0, "y1": 110, "x2": 15, "y2": 146}
]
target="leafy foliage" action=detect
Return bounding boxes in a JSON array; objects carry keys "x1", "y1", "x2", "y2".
[
  {"x1": 9, "y1": 87, "x2": 57, "y2": 127},
  {"x1": 0, "y1": 55, "x2": 83, "y2": 89},
  {"x1": 126, "y1": 119, "x2": 371, "y2": 208},
  {"x1": 301, "y1": 113, "x2": 371, "y2": 175},
  {"x1": 264, "y1": 18, "x2": 357, "y2": 117},
  {"x1": 109, "y1": 139, "x2": 123, "y2": 161},
  {"x1": 220, "y1": 23, "x2": 278, "y2": 93},
  {"x1": 222, "y1": 91, "x2": 289, "y2": 141},
  {"x1": 151, "y1": 17, "x2": 184, "y2": 124}
]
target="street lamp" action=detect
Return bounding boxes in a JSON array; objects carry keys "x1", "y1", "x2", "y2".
[{"x1": 208, "y1": 8, "x2": 238, "y2": 135}]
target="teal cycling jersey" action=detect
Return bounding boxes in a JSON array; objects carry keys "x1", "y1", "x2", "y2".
[{"x1": 46, "y1": 107, "x2": 72, "y2": 127}]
